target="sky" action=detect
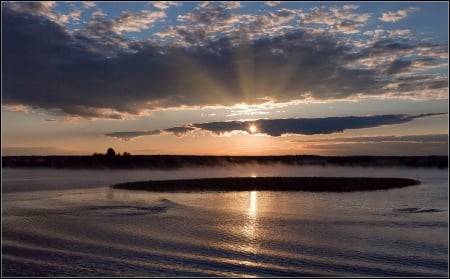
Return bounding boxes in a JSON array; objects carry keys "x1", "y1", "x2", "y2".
[{"x1": 2, "y1": 1, "x2": 449, "y2": 156}]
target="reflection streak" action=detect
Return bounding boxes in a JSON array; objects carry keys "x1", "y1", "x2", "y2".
[{"x1": 241, "y1": 191, "x2": 259, "y2": 256}]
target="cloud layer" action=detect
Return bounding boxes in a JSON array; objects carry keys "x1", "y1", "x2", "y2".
[
  {"x1": 293, "y1": 134, "x2": 448, "y2": 156},
  {"x1": 3, "y1": 3, "x2": 448, "y2": 119},
  {"x1": 105, "y1": 113, "x2": 446, "y2": 140},
  {"x1": 379, "y1": 7, "x2": 419, "y2": 22}
]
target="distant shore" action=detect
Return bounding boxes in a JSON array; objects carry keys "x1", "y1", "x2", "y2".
[
  {"x1": 2, "y1": 155, "x2": 447, "y2": 169},
  {"x1": 111, "y1": 177, "x2": 421, "y2": 192}
]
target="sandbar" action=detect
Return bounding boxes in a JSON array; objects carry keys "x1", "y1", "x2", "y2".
[{"x1": 111, "y1": 177, "x2": 420, "y2": 192}]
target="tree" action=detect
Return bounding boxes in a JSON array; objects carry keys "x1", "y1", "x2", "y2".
[{"x1": 106, "y1": 148, "x2": 116, "y2": 156}]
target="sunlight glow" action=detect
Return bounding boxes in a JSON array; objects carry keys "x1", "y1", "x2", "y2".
[{"x1": 249, "y1": 124, "x2": 258, "y2": 134}]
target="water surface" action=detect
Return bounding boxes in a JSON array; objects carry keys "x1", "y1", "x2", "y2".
[{"x1": 2, "y1": 166, "x2": 448, "y2": 276}]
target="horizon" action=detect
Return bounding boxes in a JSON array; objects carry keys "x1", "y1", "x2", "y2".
[
  {"x1": 2, "y1": 152, "x2": 449, "y2": 158},
  {"x1": 2, "y1": 1, "x2": 448, "y2": 156}
]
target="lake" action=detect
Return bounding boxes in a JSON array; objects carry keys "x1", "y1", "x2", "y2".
[{"x1": 2, "y1": 166, "x2": 448, "y2": 276}]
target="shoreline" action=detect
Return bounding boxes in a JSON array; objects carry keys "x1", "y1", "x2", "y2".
[
  {"x1": 111, "y1": 177, "x2": 421, "y2": 192},
  {"x1": 3, "y1": 155, "x2": 447, "y2": 169}
]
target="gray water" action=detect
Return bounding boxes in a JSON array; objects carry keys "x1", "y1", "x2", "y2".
[{"x1": 2, "y1": 166, "x2": 448, "y2": 277}]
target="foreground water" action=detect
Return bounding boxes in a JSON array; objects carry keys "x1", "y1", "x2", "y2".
[{"x1": 2, "y1": 166, "x2": 448, "y2": 277}]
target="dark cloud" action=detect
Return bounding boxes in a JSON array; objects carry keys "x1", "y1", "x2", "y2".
[
  {"x1": 164, "y1": 126, "x2": 196, "y2": 137},
  {"x1": 193, "y1": 113, "x2": 446, "y2": 137},
  {"x1": 105, "y1": 126, "x2": 196, "y2": 140},
  {"x1": 2, "y1": 4, "x2": 448, "y2": 119},
  {"x1": 106, "y1": 113, "x2": 447, "y2": 140},
  {"x1": 105, "y1": 130, "x2": 162, "y2": 141},
  {"x1": 385, "y1": 59, "x2": 412, "y2": 75},
  {"x1": 4, "y1": 2, "x2": 59, "y2": 22}
]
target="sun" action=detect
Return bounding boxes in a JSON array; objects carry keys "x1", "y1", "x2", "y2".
[{"x1": 249, "y1": 124, "x2": 257, "y2": 134}]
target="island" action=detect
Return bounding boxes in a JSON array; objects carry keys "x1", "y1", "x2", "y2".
[{"x1": 111, "y1": 177, "x2": 421, "y2": 192}]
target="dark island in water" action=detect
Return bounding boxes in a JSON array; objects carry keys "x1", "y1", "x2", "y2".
[{"x1": 112, "y1": 177, "x2": 421, "y2": 192}]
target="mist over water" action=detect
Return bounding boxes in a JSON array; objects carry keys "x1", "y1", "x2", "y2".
[
  {"x1": 2, "y1": 164, "x2": 439, "y2": 193},
  {"x1": 2, "y1": 166, "x2": 448, "y2": 276}
]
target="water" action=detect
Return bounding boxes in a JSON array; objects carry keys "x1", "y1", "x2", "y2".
[{"x1": 2, "y1": 166, "x2": 448, "y2": 276}]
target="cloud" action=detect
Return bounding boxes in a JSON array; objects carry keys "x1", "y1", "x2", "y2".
[
  {"x1": 3, "y1": 104, "x2": 30, "y2": 113},
  {"x1": 193, "y1": 113, "x2": 446, "y2": 137},
  {"x1": 67, "y1": 8, "x2": 82, "y2": 23},
  {"x1": 293, "y1": 134, "x2": 448, "y2": 156},
  {"x1": 385, "y1": 59, "x2": 413, "y2": 75},
  {"x1": 164, "y1": 126, "x2": 196, "y2": 137},
  {"x1": 82, "y1": 1, "x2": 96, "y2": 8},
  {"x1": 265, "y1": 2, "x2": 281, "y2": 7},
  {"x1": 387, "y1": 29, "x2": 412, "y2": 39},
  {"x1": 90, "y1": 9, "x2": 107, "y2": 19},
  {"x1": 293, "y1": 134, "x2": 448, "y2": 144},
  {"x1": 173, "y1": 3, "x2": 298, "y2": 44},
  {"x1": 223, "y1": 2, "x2": 242, "y2": 9},
  {"x1": 2, "y1": 4, "x2": 448, "y2": 119},
  {"x1": 299, "y1": 5, "x2": 370, "y2": 34},
  {"x1": 379, "y1": 7, "x2": 419, "y2": 23},
  {"x1": 105, "y1": 130, "x2": 162, "y2": 141},
  {"x1": 4, "y1": 1, "x2": 56, "y2": 17},
  {"x1": 68, "y1": 8, "x2": 165, "y2": 57},
  {"x1": 106, "y1": 113, "x2": 447, "y2": 140},
  {"x1": 3, "y1": 1, "x2": 73, "y2": 25},
  {"x1": 4, "y1": 1, "x2": 86, "y2": 26},
  {"x1": 151, "y1": 1, "x2": 182, "y2": 10},
  {"x1": 105, "y1": 126, "x2": 197, "y2": 140},
  {"x1": 82, "y1": 9, "x2": 166, "y2": 35}
]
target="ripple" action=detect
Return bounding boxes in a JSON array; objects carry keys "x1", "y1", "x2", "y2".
[
  {"x1": 81, "y1": 205, "x2": 168, "y2": 216},
  {"x1": 393, "y1": 207, "x2": 445, "y2": 214}
]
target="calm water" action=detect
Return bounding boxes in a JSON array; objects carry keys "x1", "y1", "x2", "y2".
[{"x1": 2, "y1": 166, "x2": 448, "y2": 277}]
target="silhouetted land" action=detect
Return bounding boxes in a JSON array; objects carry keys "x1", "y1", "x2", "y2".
[
  {"x1": 112, "y1": 177, "x2": 421, "y2": 192},
  {"x1": 2, "y1": 154, "x2": 448, "y2": 169},
  {"x1": 2, "y1": 155, "x2": 447, "y2": 169}
]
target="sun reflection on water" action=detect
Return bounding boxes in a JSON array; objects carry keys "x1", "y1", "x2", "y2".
[
  {"x1": 241, "y1": 191, "x2": 259, "y2": 255},
  {"x1": 248, "y1": 191, "x2": 257, "y2": 217}
]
